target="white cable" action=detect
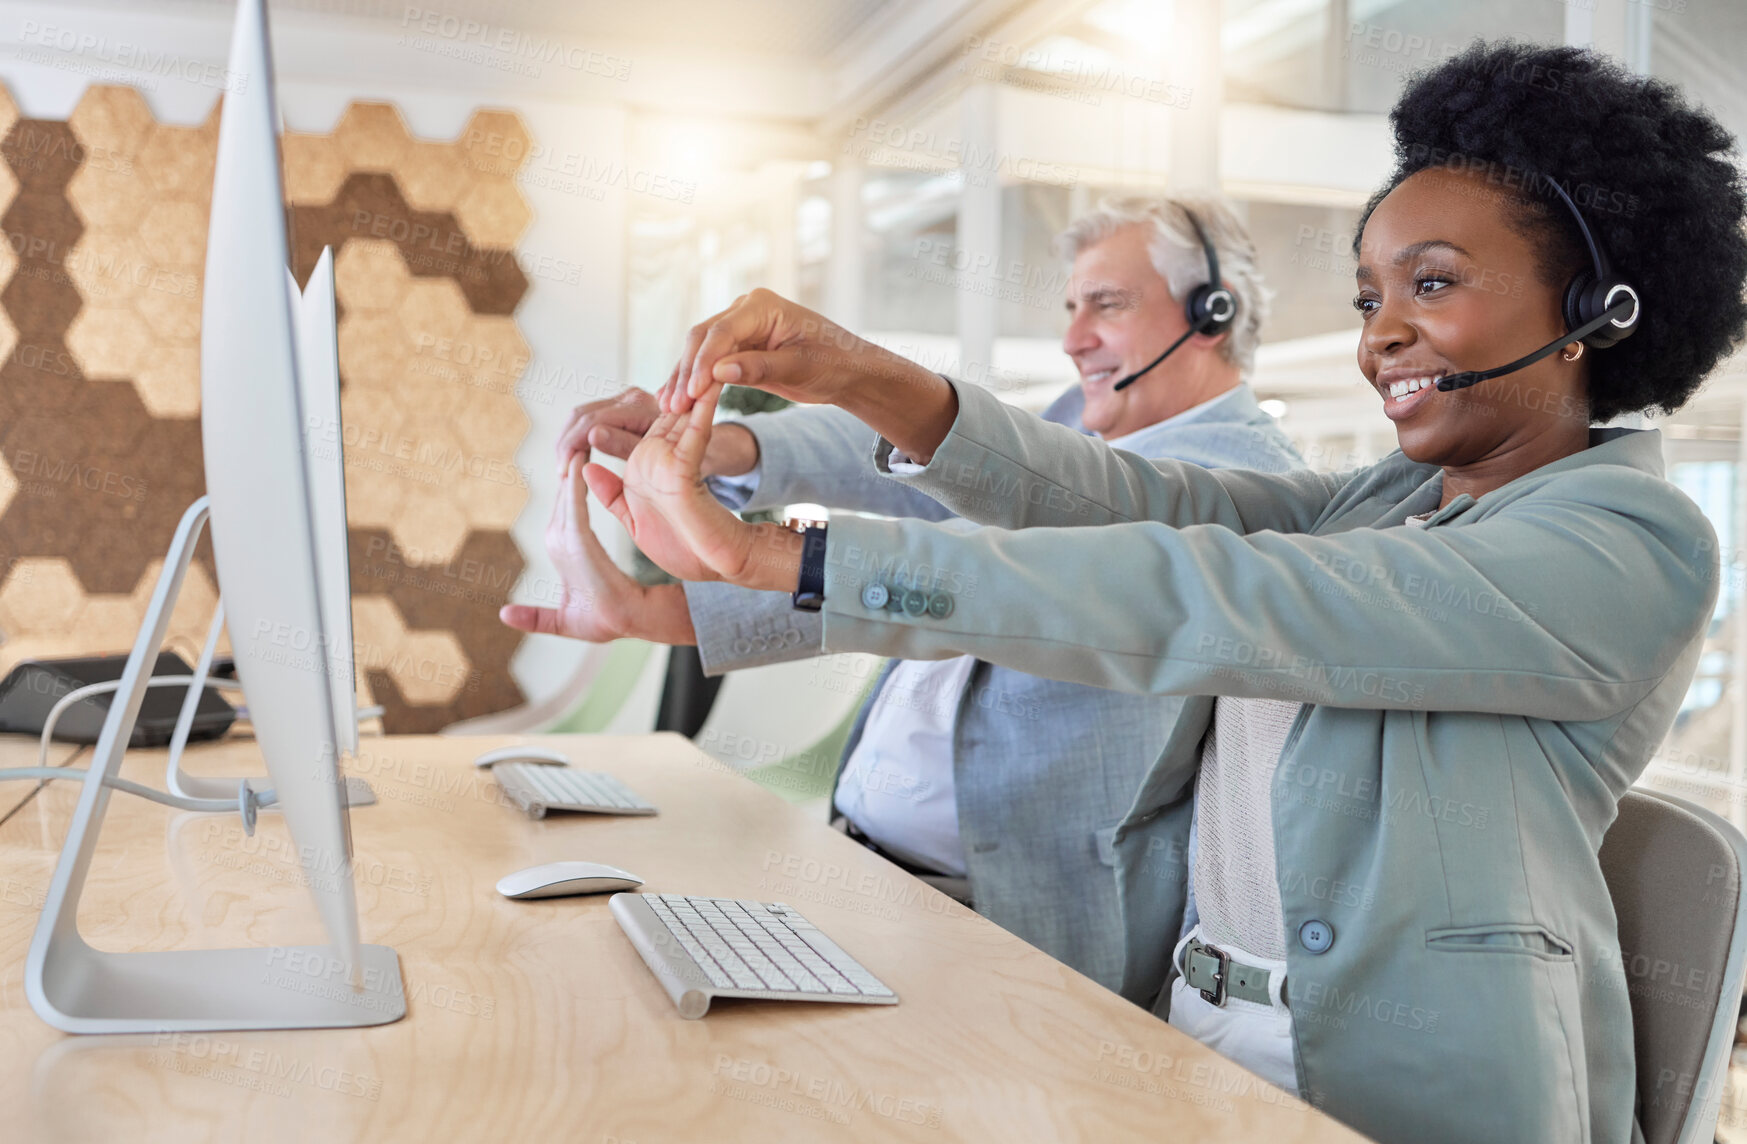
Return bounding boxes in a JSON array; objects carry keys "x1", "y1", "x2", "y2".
[
  {"x1": 37, "y1": 676, "x2": 244, "y2": 770},
  {"x1": 27, "y1": 675, "x2": 274, "y2": 830},
  {"x1": 0, "y1": 767, "x2": 267, "y2": 815}
]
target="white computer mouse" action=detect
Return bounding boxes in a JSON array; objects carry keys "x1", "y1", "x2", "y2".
[
  {"x1": 496, "y1": 861, "x2": 644, "y2": 900},
  {"x1": 474, "y1": 744, "x2": 571, "y2": 768}
]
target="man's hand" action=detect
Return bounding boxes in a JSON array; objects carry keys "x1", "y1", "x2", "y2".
[
  {"x1": 585, "y1": 384, "x2": 803, "y2": 593},
  {"x1": 498, "y1": 454, "x2": 696, "y2": 646},
  {"x1": 660, "y1": 288, "x2": 958, "y2": 465},
  {"x1": 553, "y1": 386, "x2": 761, "y2": 481}
]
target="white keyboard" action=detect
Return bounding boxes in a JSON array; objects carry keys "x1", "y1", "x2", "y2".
[
  {"x1": 610, "y1": 893, "x2": 898, "y2": 1019},
  {"x1": 490, "y1": 762, "x2": 657, "y2": 819}
]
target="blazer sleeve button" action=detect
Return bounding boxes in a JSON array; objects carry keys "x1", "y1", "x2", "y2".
[
  {"x1": 927, "y1": 593, "x2": 953, "y2": 619},
  {"x1": 860, "y1": 583, "x2": 889, "y2": 609},
  {"x1": 1298, "y1": 919, "x2": 1335, "y2": 954},
  {"x1": 901, "y1": 589, "x2": 929, "y2": 616}
]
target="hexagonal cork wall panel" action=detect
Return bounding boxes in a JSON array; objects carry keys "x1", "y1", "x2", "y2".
[{"x1": 0, "y1": 85, "x2": 538, "y2": 733}]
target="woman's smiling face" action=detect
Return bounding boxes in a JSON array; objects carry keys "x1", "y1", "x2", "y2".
[{"x1": 1354, "y1": 166, "x2": 1590, "y2": 469}]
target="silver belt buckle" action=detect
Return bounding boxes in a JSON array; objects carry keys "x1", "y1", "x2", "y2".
[{"x1": 1190, "y1": 940, "x2": 1229, "y2": 1007}]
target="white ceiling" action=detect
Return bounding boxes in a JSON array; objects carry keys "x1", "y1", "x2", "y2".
[{"x1": 89, "y1": 0, "x2": 904, "y2": 58}]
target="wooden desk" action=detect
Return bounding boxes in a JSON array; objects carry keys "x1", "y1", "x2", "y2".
[
  {"x1": 0, "y1": 735, "x2": 86, "y2": 820},
  {"x1": 0, "y1": 733, "x2": 1367, "y2": 1143}
]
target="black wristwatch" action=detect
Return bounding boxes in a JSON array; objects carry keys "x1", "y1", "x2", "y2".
[{"x1": 786, "y1": 517, "x2": 828, "y2": 612}]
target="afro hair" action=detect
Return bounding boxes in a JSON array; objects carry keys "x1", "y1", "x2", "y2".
[{"x1": 1354, "y1": 41, "x2": 1747, "y2": 423}]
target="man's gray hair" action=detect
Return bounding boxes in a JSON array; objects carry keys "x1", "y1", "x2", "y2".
[{"x1": 1057, "y1": 195, "x2": 1270, "y2": 376}]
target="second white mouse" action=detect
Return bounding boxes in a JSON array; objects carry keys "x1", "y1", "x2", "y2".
[
  {"x1": 474, "y1": 744, "x2": 571, "y2": 768},
  {"x1": 496, "y1": 861, "x2": 644, "y2": 899}
]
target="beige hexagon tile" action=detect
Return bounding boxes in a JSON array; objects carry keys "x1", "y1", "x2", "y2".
[
  {"x1": 132, "y1": 343, "x2": 201, "y2": 417},
  {"x1": 453, "y1": 178, "x2": 531, "y2": 248},
  {"x1": 66, "y1": 159, "x2": 151, "y2": 235},
  {"x1": 453, "y1": 466, "x2": 527, "y2": 532},
  {"x1": 65, "y1": 304, "x2": 154, "y2": 379},
  {"x1": 0, "y1": 557, "x2": 86, "y2": 636},
  {"x1": 0, "y1": 304, "x2": 15, "y2": 371},
  {"x1": 282, "y1": 130, "x2": 347, "y2": 205},
  {"x1": 74, "y1": 593, "x2": 149, "y2": 656},
  {"x1": 395, "y1": 276, "x2": 472, "y2": 336},
  {"x1": 387, "y1": 629, "x2": 470, "y2": 706},
  {"x1": 457, "y1": 109, "x2": 532, "y2": 180},
  {"x1": 333, "y1": 103, "x2": 412, "y2": 174},
  {"x1": 338, "y1": 311, "x2": 413, "y2": 390},
  {"x1": 452, "y1": 387, "x2": 529, "y2": 460},
  {"x1": 455, "y1": 314, "x2": 529, "y2": 393},
  {"x1": 67, "y1": 85, "x2": 153, "y2": 156},
  {"x1": 138, "y1": 114, "x2": 218, "y2": 201},
  {"x1": 0, "y1": 80, "x2": 18, "y2": 145},
  {"x1": 63, "y1": 232, "x2": 150, "y2": 309},
  {"x1": 390, "y1": 484, "x2": 470, "y2": 566},
  {"x1": 136, "y1": 199, "x2": 209, "y2": 270},
  {"x1": 166, "y1": 561, "x2": 219, "y2": 649},
  {"x1": 0, "y1": 451, "x2": 15, "y2": 524},
  {"x1": 344, "y1": 467, "x2": 408, "y2": 529},
  {"x1": 398, "y1": 139, "x2": 475, "y2": 213},
  {"x1": 334, "y1": 239, "x2": 411, "y2": 313},
  {"x1": 134, "y1": 278, "x2": 203, "y2": 342}
]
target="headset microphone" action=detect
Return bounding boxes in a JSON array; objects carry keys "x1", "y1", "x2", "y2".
[
  {"x1": 1111, "y1": 209, "x2": 1237, "y2": 393},
  {"x1": 1435, "y1": 178, "x2": 1640, "y2": 392}
]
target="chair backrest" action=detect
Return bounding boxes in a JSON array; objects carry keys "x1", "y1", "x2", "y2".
[{"x1": 1599, "y1": 788, "x2": 1747, "y2": 1144}]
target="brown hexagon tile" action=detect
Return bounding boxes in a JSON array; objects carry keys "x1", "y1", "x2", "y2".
[
  {"x1": 0, "y1": 556, "x2": 85, "y2": 635},
  {"x1": 289, "y1": 173, "x2": 527, "y2": 315},
  {"x1": 132, "y1": 342, "x2": 200, "y2": 417},
  {"x1": 65, "y1": 303, "x2": 154, "y2": 378},
  {"x1": 398, "y1": 139, "x2": 475, "y2": 214},
  {"x1": 349, "y1": 594, "x2": 406, "y2": 662},
  {"x1": 337, "y1": 310, "x2": 412, "y2": 390},
  {"x1": 333, "y1": 238, "x2": 410, "y2": 313},
  {"x1": 333, "y1": 103, "x2": 412, "y2": 173},
  {"x1": 282, "y1": 129, "x2": 346, "y2": 205},
  {"x1": 136, "y1": 199, "x2": 208, "y2": 270},
  {"x1": 453, "y1": 178, "x2": 531, "y2": 248}
]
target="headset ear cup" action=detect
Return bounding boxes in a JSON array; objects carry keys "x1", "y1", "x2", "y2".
[
  {"x1": 1561, "y1": 274, "x2": 1593, "y2": 338},
  {"x1": 1186, "y1": 284, "x2": 1237, "y2": 335},
  {"x1": 1566, "y1": 275, "x2": 1639, "y2": 349}
]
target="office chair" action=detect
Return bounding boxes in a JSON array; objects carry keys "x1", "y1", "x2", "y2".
[{"x1": 1599, "y1": 788, "x2": 1747, "y2": 1144}]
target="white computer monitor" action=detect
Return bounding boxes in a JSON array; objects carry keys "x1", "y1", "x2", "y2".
[{"x1": 25, "y1": 0, "x2": 402, "y2": 1032}]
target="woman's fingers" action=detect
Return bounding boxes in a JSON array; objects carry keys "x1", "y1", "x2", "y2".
[{"x1": 582, "y1": 463, "x2": 630, "y2": 531}]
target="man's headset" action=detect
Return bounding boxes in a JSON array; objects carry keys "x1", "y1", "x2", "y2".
[
  {"x1": 1111, "y1": 209, "x2": 1239, "y2": 392},
  {"x1": 1434, "y1": 176, "x2": 1640, "y2": 391}
]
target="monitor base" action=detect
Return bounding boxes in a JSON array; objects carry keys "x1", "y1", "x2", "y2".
[
  {"x1": 25, "y1": 498, "x2": 404, "y2": 1034},
  {"x1": 31, "y1": 942, "x2": 406, "y2": 1033}
]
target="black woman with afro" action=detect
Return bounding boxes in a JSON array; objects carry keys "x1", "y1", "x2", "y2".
[{"x1": 566, "y1": 39, "x2": 1747, "y2": 1144}]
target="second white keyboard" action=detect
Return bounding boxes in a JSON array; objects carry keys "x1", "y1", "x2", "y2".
[{"x1": 491, "y1": 762, "x2": 658, "y2": 818}]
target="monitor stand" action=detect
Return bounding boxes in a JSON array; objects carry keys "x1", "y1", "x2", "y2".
[
  {"x1": 165, "y1": 597, "x2": 377, "y2": 808},
  {"x1": 26, "y1": 497, "x2": 406, "y2": 1032}
]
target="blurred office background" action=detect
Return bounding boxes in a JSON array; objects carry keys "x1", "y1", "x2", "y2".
[{"x1": 0, "y1": 1, "x2": 1744, "y2": 827}]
